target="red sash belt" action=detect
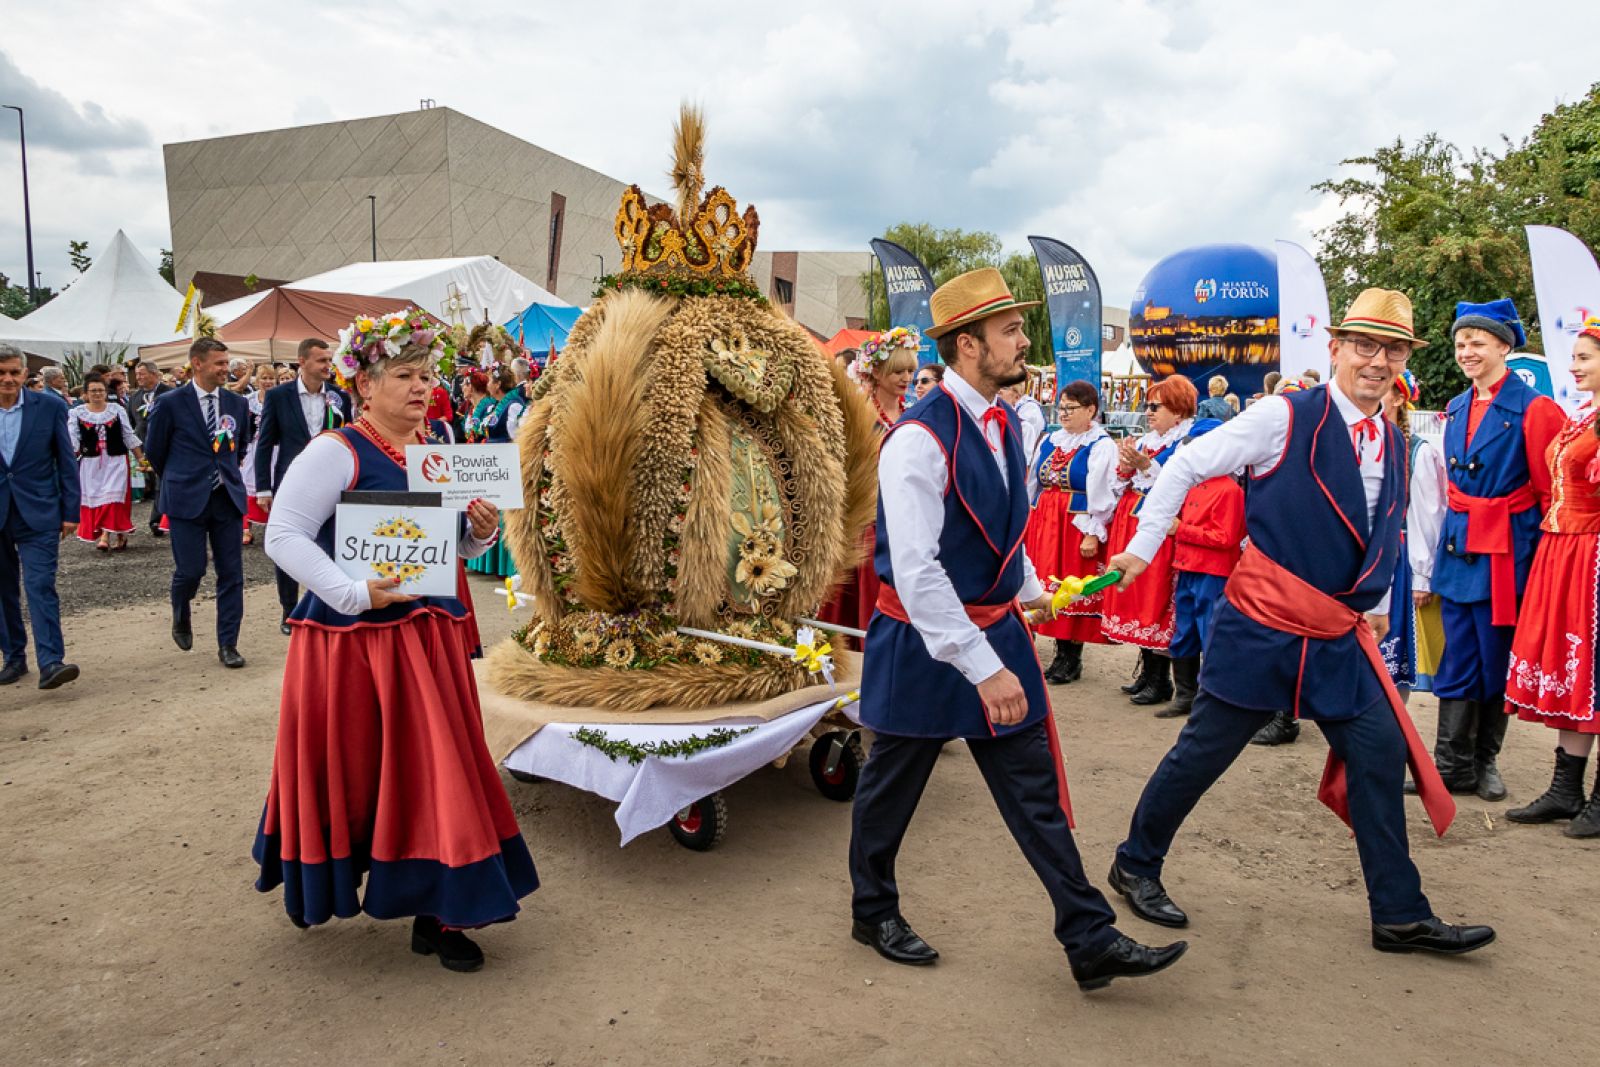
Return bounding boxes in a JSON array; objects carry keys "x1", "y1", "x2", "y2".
[
  {"x1": 874, "y1": 583, "x2": 1075, "y2": 828},
  {"x1": 1225, "y1": 547, "x2": 1455, "y2": 838},
  {"x1": 1445, "y1": 482, "x2": 1536, "y2": 626}
]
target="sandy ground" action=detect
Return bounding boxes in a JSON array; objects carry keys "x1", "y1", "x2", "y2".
[{"x1": 2, "y1": 573, "x2": 1595, "y2": 1066}]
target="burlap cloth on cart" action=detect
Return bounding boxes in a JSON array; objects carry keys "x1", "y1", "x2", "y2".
[{"x1": 479, "y1": 650, "x2": 863, "y2": 761}]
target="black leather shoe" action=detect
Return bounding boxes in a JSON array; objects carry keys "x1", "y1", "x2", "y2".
[
  {"x1": 1250, "y1": 713, "x2": 1300, "y2": 746},
  {"x1": 1371, "y1": 917, "x2": 1496, "y2": 955},
  {"x1": 1071, "y1": 935, "x2": 1188, "y2": 991},
  {"x1": 218, "y1": 646, "x2": 246, "y2": 669},
  {"x1": 150, "y1": 526, "x2": 166, "y2": 538},
  {"x1": 279, "y1": 614, "x2": 293, "y2": 637},
  {"x1": 172, "y1": 609, "x2": 192, "y2": 651},
  {"x1": 852, "y1": 916, "x2": 939, "y2": 965},
  {"x1": 1108, "y1": 863, "x2": 1189, "y2": 928},
  {"x1": 38, "y1": 662, "x2": 79, "y2": 690},
  {"x1": 0, "y1": 660, "x2": 27, "y2": 685},
  {"x1": 411, "y1": 915, "x2": 485, "y2": 972}
]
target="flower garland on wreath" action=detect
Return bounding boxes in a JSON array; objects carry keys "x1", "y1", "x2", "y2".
[
  {"x1": 848, "y1": 325, "x2": 921, "y2": 385},
  {"x1": 333, "y1": 309, "x2": 458, "y2": 389}
]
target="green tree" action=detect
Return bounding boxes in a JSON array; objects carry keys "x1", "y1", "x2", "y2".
[
  {"x1": 0, "y1": 272, "x2": 52, "y2": 317},
  {"x1": 68, "y1": 239, "x2": 92, "y2": 274},
  {"x1": 159, "y1": 249, "x2": 175, "y2": 286}
]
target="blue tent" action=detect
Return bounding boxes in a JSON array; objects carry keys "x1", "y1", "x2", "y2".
[{"x1": 503, "y1": 303, "x2": 584, "y2": 359}]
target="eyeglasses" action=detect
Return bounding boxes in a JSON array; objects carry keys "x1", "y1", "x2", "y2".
[
  {"x1": 1145, "y1": 402, "x2": 1164, "y2": 412},
  {"x1": 1059, "y1": 403, "x2": 1085, "y2": 413},
  {"x1": 915, "y1": 376, "x2": 936, "y2": 384},
  {"x1": 1345, "y1": 336, "x2": 1412, "y2": 365}
]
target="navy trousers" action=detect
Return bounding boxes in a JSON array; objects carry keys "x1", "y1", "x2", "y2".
[
  {"x1": 849, "y1": 721, "x2": 1121, "y2": 965},
  {"x1": 1116, "y1": 690, "x2": 1432, "y2": 925},
  {"x1": 0, "y1": 508, "x2": 65, "y2": 668},
  {"x1": 1433, "y1": 598, "x2": 1513, "y2": 703},
  {"x1": 169, "y1": 486, "x2": 245, "y2": 647},
  {"x1": 274, "y1": 566, "x2": 299, "y2": 619}
]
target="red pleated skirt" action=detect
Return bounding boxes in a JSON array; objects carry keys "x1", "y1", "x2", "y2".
[
  {"x1": 1098, "y1": 491, "x2": 1176, "y2": 649},
  {"x1": 77, "y1": 500, "x2": 134, "y2": 539},
  {"x1": 1024, "y1": 489, "x2": 1109, "y2": 643},
  {"x1": 252, "y1": 610, "x2": 537, "y2": 927},
  {"x1": 1507, "y1": 531, "x2": 1599, "y2": 732}
]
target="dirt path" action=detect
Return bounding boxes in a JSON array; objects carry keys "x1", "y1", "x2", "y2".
[{"x1": 1, "y1": 577, "x2": 1593, "y2": 1065}]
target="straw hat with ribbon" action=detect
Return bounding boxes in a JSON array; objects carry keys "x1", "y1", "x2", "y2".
[
  {"x1": 925, "y1": 267, "x2": 1040, "y2": 339},
  {"x1": 1327, "y1": 287, "x2": 1429, "y2": 349}
]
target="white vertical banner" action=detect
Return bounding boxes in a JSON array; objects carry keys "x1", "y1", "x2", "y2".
[
  {"x1": 1525, "y1": 225, "x2": 1599, "y2": 414},
  {"x1": 1275, "y1": 239, "x2": 1332, "y2": 382}
]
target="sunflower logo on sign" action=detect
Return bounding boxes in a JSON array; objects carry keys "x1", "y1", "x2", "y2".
[{"x1": 371, "y1": 516, "x2": 427, "y2": 541}]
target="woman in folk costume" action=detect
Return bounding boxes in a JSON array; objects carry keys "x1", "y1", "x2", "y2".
[
  {"x1": 1099, "y1": 375, "x2": 1196, "y2": 705},
  {"x1": 460, "y1": 371, "x2": 491, "y2": 442},
  {"x1": 1377, "y1": 370, "x2": 1424, "y2": 697},
  {"x1": 68, "y1": 373, "x2": 145, "y2": 552},
  {"x1": 241, "y1": 363, "x2": 277, "y2": 546},
  {"x1": 466, "y1": 364, "x2": 525, "y2": 579},
  {"x1": 1025, "y1": 379, "x2": 1117, "y2": 683},
  {"x1": 1506, "y1": 322, "x2": 1600, "y2": 837},
  {"x1": 818, "y1": 327, "x2": 919, "y2": 636},
  {"x1": 254, "y1": 311, "x2": 536, "y2": 972}
]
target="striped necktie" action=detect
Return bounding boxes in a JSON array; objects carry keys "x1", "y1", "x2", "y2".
[{"x1": 204, "y1": 394, "x2": 223, "y2": 489}]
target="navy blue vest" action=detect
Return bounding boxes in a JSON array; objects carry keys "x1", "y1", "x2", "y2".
[
  {"x1": 860, "y1": 385, "x2": 1046, "y2": 739},
  {"x1": 289, "y1": 427, "x2": 470, "y2": 629},
  {"x1": 1201, "y1": 386, "x2": 1405, "y2": 720},
  {"x1": 484, "y1": 395, "x2": 518, "y2": 443},
  {"x1": 1034, "y1": 436, "x2": 1096, "y2": 511},
  {"x1": 1434, "y1": 373, "x2": 1543, "y2": 605}
]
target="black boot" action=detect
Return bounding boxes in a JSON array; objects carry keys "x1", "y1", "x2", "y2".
[
  {"x1": 1045, "y1": 640, "x2": 1083, "y2": 684},
  {"x1": 1432, "y1": 699, "x2": 1479, "y2": 794},
  {"x1": 1566, "y1": 766, "x2": 1600, "y2": 839},
  {"x1": 1473, "y1": 698, "x2": 1509, "y2": 802},
  {"x1": 1155, "y1": 656, "x2": 1200, "y2": 719},
  {"x1": 1120, "y1": 650, "x2": 1151, "y2": 695},
  {"x1": 1250, "y1": 712, "x2": 1300, "y2": 746},
  {"x1": 1129, "y1": 654, "x2": 1173, "y2": 706},
  {"x1": 1506, "y1": 748, "x2": 1588, "y2": 823}
]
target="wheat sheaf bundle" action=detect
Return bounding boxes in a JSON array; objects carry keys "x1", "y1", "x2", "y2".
[{"x1": 669, "y1": 104, "x2": 705, "y2": 224}]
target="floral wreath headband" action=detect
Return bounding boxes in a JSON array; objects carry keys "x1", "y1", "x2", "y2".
[
  {"x1": 848, "y1": 325, "x2": 922, "y2": 383},
  {"x1": 1393, "y1": 369, "x2": 1421, "y2": 406},
  {"x1": 334, "y1": 309, "x2": 458, "y2": 389}
]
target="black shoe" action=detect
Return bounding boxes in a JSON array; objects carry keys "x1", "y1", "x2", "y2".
[
  {"x1": 279, "y1": 614, "x2": 293, "y2": 637},
  {"x1": 218, "y1": 646, "x2": 246, "y2": 669},
  {"x1": 411, "y1": 915, "x2": 485, "y2": 973},
  {"x1": 38, "y1": 662, "x2": 79, "y2": 690},
  {"x1": 1371, "y1": 917, "x2": 1495, "y2": 955},
  {"x1": 0, "y1": 660, "x2": 27, "y2": 686},
  {"x1": 1566, "y1": 766, "x2": 1600, "y2": 839},
  {"x1": 1044, "y1": 640, "x2": 1082, "y2": 685},
  {"x1": 1107, "y1": 862, "x2": 1189, "y2": 928},
  {"x1": 1432, "y1": 699, "x2": 1480, "y2": 793},
  {"x1": 1250, "y1": 713, "x2": 1300, "y2": 746},
  {"x1": 1120, "y1": 650, "x2": 1151, "y2": 695},
  {"x1": 1155, "y1": 655, "x2": 1199, "y2": 718},
  {"x1": 172, "y1": 608, "x2": 192, "y2": 652},
  {"x1": 1473, "y1": 702, "x2": 1509, "y2": 801},
  {"x1": 1071, "y1": 935, "x2": 1188, "y2": 991},
  {"x1": 150, "y1": 525, "x2": 166, "y2": 538},
  {"x1": 1129, "y1": 655, "x2": 1172, "y2": 706},
  {"x1": 1507, "y1": 748, "x2": 1588, "y2": 823},
  {"x1": 851, "y1": 916, "x2": 939, "y2": 965}
]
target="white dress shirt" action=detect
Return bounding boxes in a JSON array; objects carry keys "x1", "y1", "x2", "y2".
[
  {"x1": 265, "y1": 433, "x2": 495, "y2": 616},
  {"x1": 1014, "y1": 394, "x2": 1047, "y2": 472},
  {"x1": 1126, "y1": 379, "x2": 1391, "y2": 613},
  {"x1": 1407, "y1": 436, "x2": 1446, "y2": 594},
  {"x1": 298, "y1": 376, "x2": 330, "y2": 438},
  {"x1": 1109, "y1": 419, "x2": 1192, "y2": 500},
  {"x1": 878, "y1": 372, "x2": 1046, "y2": 686}
]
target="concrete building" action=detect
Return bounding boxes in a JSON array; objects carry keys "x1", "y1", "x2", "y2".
[{"x1": 163, "y1": 106, "x2": 869, "y2": 336}]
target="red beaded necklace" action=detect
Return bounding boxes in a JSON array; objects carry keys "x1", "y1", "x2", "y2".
[
  {"x1": 354, "y1": 417, "x2": 423, "y2": 468},
  {"x1": 870, "y1": 389, "x2": 905, "y2": 430}
]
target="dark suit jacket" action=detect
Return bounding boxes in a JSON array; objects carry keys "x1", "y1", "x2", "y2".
[
  {"x1": 0, "y1": 389, "x2": 80, "y2": 531},
  {"x1": 127, "y1": 383, "x2": 173, "y2": 437},
  {"x1": 254, "y1": 379, "x2": 349, "y2": 493},
  {"x1": 144, "y1": 384, "x2": 250, "y2": 519}
]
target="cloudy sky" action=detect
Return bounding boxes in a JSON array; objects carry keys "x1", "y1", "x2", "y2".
[{"x1": 2, "y1": 0, "x2": 1598, "y2": 306}]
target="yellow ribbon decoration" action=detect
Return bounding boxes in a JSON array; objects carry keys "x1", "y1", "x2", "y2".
[
  {"x1": 504, "y1": 576, "x2": 517, "y2": 613},
  {"x1": 793, "y1": 636, "x2": 833, "y2": 674}
]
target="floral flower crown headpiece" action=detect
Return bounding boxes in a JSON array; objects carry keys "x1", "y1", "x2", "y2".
[
  {"x1": 848, "y1": 325, "x2": 921, "y2": 383},
  {"x1": 1393, "y1": 369, "x2": 1421, "y2": 406},
  {"x1": 334, "y1": 309, "x2": 458, "y2": 389}
]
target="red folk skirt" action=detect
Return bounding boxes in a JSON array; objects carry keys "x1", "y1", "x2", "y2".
[
  {"x1": 245, "y1": 495, "x2": 271, "y2": 526},
  {"x1": 1024, "y1": 488, "x2": 1108, "y2": 643},
  {"x1": 1098, "y1": 490, "x2": 1176, "y2": 650},
  {"x1": 1507, "y1": 530, "x2": 1599, "y2": 732},
  {"x1": 77, "y1": 500, "x2": 134, "y2": 540},
  {"x1": 818, "y1": 528, "x2": 880, "y2": 649},
  {"x1": 252, "y1": 609, "x2": 538, "y2": 928}
]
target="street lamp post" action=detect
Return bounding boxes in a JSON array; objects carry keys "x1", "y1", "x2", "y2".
[
  {"x1": 366, "y1": 194, "x2": 377, "y2": 261},
  {"x1": 594, "y1": 253, "x2": 604, "y2": 282},
  {"x1": 2, "y1": 104, "x2": 38, "y2": 307}
]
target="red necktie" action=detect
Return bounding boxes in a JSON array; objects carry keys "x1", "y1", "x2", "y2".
[
  {"x1": 1352, "y1": 417, "x2": 1383, "y2": 463},
  {"x1": 981, "y1": 405, "x2": 1008, "y2": 451}
]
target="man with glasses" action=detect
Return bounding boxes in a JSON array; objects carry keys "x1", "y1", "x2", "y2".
[
  {"x1": 1104, "y1": 288, "x2": 1496, "y2": 958},
  {"x1": 1427, "y1": 300, "x2": 1564, "y2": 801}
]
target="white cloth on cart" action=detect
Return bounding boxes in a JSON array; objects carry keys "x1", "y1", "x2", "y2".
[{"x1": 503, "y1": 697, "x2": 860, "y2": 845}]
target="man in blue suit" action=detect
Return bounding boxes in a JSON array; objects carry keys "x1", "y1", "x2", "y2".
[
  {"x1": 145, "y1": 338, "x2": 251, "y2": 669},
  {"x1": 252, "y1": 337, "x2": 347, "y2": 634},
  {"x1": 0, "y1": 345, "x2": 81, "y2": 690}
]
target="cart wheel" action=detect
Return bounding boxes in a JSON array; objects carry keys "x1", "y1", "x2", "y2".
[
  {"x1": 809, "y1": 731, "x2": 865, "y2": 802},
  {"x1": 668, "y1": 794, "x2": 727, "y2": 851},
  {"x1": 505, "y1": 767, "x2": 544, "y2": 784}
]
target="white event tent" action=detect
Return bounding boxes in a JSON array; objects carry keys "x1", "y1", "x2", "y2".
[
  {"x1": 3, "y1": 230, "x2": 183, "y2": 360},
  {"x1": 168, "y1": 256, "x2": 567, "y2": 342}
]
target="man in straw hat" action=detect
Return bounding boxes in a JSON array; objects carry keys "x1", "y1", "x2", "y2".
[
  {"x1": 1104, "y1": 288, "x2": 1495, "y2": 956},
  {"x1": 849, "y1": 267, "x2": 1187, "y2": 992}
]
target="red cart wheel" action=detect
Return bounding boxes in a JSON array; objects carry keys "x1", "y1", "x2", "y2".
[{"x1": 668, "y1": 793, "x2": 727, "y2": 851}]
